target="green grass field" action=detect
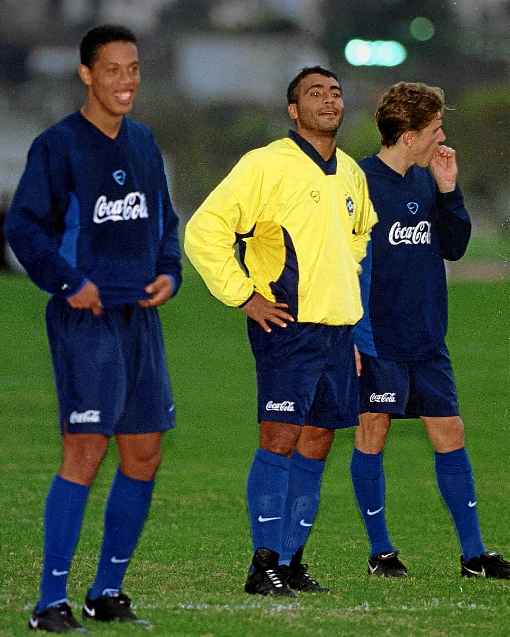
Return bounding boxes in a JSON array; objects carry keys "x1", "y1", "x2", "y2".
[{"x1": 1, "y1": 267, "x2": 509, "y2": 636}]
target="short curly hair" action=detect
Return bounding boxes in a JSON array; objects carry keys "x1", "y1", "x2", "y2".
[
  {"x1": 287, "y1": 66, "x2": 340, "y2": 104},
  {"x1": 375, "y1": 82, "x2": 445, "y2": 147},
  {"x1": 80, "y1": 24, "x2": 137, "y2": 68}
]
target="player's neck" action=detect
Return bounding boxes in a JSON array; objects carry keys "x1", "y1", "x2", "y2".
[
  {"x1": 296, "y1": 129, "x2": 337, "y2": 161},
  {"x1": 80, "y1": 104, "x2": 124, "y2": 140},
  {"x1": 377, "y1": 146, "x2": 413, "y2": 176}
]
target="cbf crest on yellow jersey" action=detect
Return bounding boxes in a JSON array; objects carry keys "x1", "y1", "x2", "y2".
[{"x1": 185, "y1": 133, "x2": 377, "y2": 326}]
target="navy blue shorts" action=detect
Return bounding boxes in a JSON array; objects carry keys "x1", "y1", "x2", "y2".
[
  {"x1": 46, "y1": 297, "x2": 175, "y2": 435},
  {"x1": 247, "y1": 320, "x2": 359, "y2": 429},
  {"x1": 359, "y1": 349, "x2": 459, "y2": 418}
]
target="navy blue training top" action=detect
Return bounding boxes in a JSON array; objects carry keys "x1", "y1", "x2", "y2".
[
  {"x1": 354, "y1": 154, "x2": 471, "y2": 361},
  {"x1": 6, "y1": 112, "x2": 182, "y2": 307}
]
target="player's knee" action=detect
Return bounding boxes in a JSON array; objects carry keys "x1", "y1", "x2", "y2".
[
  {"x1": 297, "y1": 427, "x2": 335, "y2": 460},
  {"x1": 448, "y1": 417, "x2": 464, "y2": 442},
  {"x1": 120, "y1": 447, "x2": 162, "y2": 481},
  {"x1": 144, "y1": 448, "x2": 162, "y2": 475},
  {"x1": 436, "y1": 416, "x2": 465, "y2": 451},
  {"x1": 261, "y1": 437, "x2": 295, "y2": 456},
  {"x1": 61, "y1": 434, "x2": 109, "y2": 485},
  {"x1": 355, "y1": 412, "x2": 390, "y2": 453},
  {"x1": 260, "y1": 421, "x2": 301, "y2": 456}
]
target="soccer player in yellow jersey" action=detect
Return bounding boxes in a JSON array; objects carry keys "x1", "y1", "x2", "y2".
[{"x1": 185, "y1": 66, "x2": 377, "y2": 595}]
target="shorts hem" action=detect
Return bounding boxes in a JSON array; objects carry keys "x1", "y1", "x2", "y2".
[
  {"x1": 62, "y1": 421, "x2": 176, "y2": 435},
  {"x1": 361, "y1": 408, "x2": 460, "y2": 419},
  {"x1": 258, "y1": 415, "x2": 357, "y2": 430}
]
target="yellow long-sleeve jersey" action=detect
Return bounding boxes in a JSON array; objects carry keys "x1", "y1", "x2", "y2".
[{"x1": 185, "y1": 135, "x2": 377, "y2": 326}]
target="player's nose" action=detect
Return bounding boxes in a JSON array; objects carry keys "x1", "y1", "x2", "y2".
[{"x1": 118, "y1": 67, "x2": 136, "y2": 86}]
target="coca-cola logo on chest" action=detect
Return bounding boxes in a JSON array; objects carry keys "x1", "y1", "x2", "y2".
[
  {"x1": 388, "y1": 220, "x2": 431, "y2": 246},
  {"x1": 93, "y1": 192, "x2": 148, "y2": 224}
]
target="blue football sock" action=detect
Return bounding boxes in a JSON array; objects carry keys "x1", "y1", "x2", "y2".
[
  {"x1": 435, "y1": 448, "x2": 485, "y2": 560},
  {"x1": 351, "y1": 448, "x2": 395, "y2": 557},
  {"x1": 89, "y1": 468, "x2": 154, "y2": 599},
  {"x1": 38, "y1": 476, "x2": 89, "y2": 612},
  {"x1": 246, "y1": 448, "x2": 290, "y2": 554},
  {"x1": 280, "y1": 452, "x2": 325, "y2": 564}
]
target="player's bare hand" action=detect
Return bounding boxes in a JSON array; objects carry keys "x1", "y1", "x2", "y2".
[
  {"x1": 354, "y1": 345, "x2": 362, "y2": 377},
  {"x1": 241, "y1": 292, "x2": 294, "y2": 333},
  {"x1": 139, "y1": 274, "x2": 173, "y2": 308},
  {"x1": 430, "y1": 145, "x2": 457, "y2": 192},
  {"x1": 67, "y1": 281, "x2": 103, "y2": 316}
]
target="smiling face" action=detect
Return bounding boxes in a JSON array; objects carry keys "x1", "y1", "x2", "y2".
[
  {"x1": 407, "y1": 112, "x2": 446, "y2": 167},
  {"x1": 79, "y1": 40, "x2": 140, "y2": 122},
  {"x1": 288, "y1": 72, "x2": 344, "y2": 136}
]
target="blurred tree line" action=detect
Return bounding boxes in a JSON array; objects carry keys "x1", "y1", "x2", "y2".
[
  {"x1": 142, "y1": 0, "x2": 509, "y2": 235},
  {"x1": 1, "y1": 0, "x2": 508, "y2": 235},
  {"x1": 144, "y1": 81, "x2": 509, "y2": 236}
]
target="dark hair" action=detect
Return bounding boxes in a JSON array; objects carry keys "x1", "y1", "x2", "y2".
[
  {"x1": 80, "y1": 24, "x2": 137, "y2": 68},
  {"x1": 375, "y1": 81, "x2": 445, "y2": 147},
  {"x1": 287, "y1": 66, "x2": 340, "y2": 104}
]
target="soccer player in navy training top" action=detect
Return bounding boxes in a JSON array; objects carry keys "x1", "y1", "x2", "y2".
[
  {"x1": 6, "y1": 25, "x2": 182, "y2": 632},
  {"x1": 186, "y1": 67, "x2": 377, "y2": 596},
  {"x1": 352, "y1": 81, "x2": 510, "y2": 579}
]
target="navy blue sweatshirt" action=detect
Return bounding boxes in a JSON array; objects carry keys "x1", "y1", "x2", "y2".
[
  {"x1": 6, "y1": 112, "x2": 182, "y2": 306},
  {"x1": 354, "y1": 154, "x2": 471, "y2": 361}
]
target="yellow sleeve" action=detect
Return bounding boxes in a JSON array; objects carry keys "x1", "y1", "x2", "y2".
[
  {"x1": 351, "y1": 170, "x2": 378, "y2": 265},
  {"x1": 184, "y1": 151, "x2": 272, "y2": 307}
]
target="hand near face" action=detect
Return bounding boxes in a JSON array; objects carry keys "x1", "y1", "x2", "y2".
[
  {"x1": 241, "y1": 292, "x2": 295, "y2": 333},
  {"x1": 430, "y1": 145, "x2": 457, "y2": 193},
  {"x1": 67, "y1": 280, "x2": 103, "y2": 316},
  {"x1": 138, "y1": 274, "x2": 174, "y2": 308}
]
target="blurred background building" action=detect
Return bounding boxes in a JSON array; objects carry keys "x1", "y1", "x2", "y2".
[{"x1": 1, "y1": 0, "x2": 509, "y2": 268}]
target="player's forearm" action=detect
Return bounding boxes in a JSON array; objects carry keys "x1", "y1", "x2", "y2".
[
  {"x1": 184, "y1": 232, "x2": 254, "y2": 306},
  {"x1": 186, "y1": 247, "x2": 254, "y2": 306},
  {"x1": 436, "y1": 187, "x2": 472, "y2": 261},
  {"x1": 5, "y1": 212, "x2": 85, "y2": 295},
  {"x1": 184, "y1": 205, "x2": 257, "y2": 306},
  {"x1": 155, "y1": 195, "x2": 183, "y2": 294},
  {"x1": 351, "y1": 233, "x2": 371, "y2": 265},
  {"x1": 352, "y1": 197, "x2": 378, "y2": 264},
  {"x1": 8, "y1": 235, "x2": 85, "y2": 295},
  {"x1": 156, "y1": 239, "x2": 182, "y2": 295}
]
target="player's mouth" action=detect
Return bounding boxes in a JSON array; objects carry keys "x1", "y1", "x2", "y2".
[
  {"x1": 114, "y1": 91, "x2": 134, "y2": 106},
  {"x1": 319, "y1": 110, "x2": 338, "y2": 117}
]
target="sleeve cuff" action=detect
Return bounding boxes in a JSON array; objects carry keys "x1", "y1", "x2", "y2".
[
  {"x1": 437, "y1": 185, "x2": 463, "y2": 204},
  {"x1": 238, "y1": 290, "x2": 256, "y2": 308},
  {"x1": 160, "y1": 272, "x2": 182, "y2": 297},
  {"x1": 62, "y1": 277, "x2": 88, "y2": 299}
]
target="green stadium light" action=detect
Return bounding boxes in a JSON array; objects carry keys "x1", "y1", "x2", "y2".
[
  {"x1": 344, "y1": 39, "x2": 407, "y2": 67},
  {"x1": 410, "y1": 17, "x2": 435, "y2": 41}
]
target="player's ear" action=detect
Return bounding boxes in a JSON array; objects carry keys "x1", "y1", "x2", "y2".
[
  {"x1": 402, "y1": 130, "x2": 415, "y2": 148},
  {"x1": 78, "y1": 64, "x2": 92, "y2": 87},
  {"x1": 288, "y1": 102, "x2": 298, "y2": 122}
]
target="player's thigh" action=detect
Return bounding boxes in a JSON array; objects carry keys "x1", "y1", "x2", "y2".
[
  {"x1": 358, "y1": 352, "x2": 409, "y2": 416},
  {"x1": 115, "y1": 307, "x2": 175, "y2": 435},
  {"x1": 421, "y1": 415, "x2": 465, "y2": 452},
  {"x1": 308, "y1": 325, "x2": 359, "y2": 432},
  {"x1": 355, "y1": 412, "x2": 392, "y2": 453},
  {"x1": 248, "y1": 320, "x2": 323, "y2": 429},
  {"x1": 46, "y1": 297, "x2": 127, "y2": 435},
  {"x1": 409, "y1": 349, "x2": 459, "y2": 419},
  {"x1": 116, "y1": 432, "x2": 163, "y2": 480}
]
